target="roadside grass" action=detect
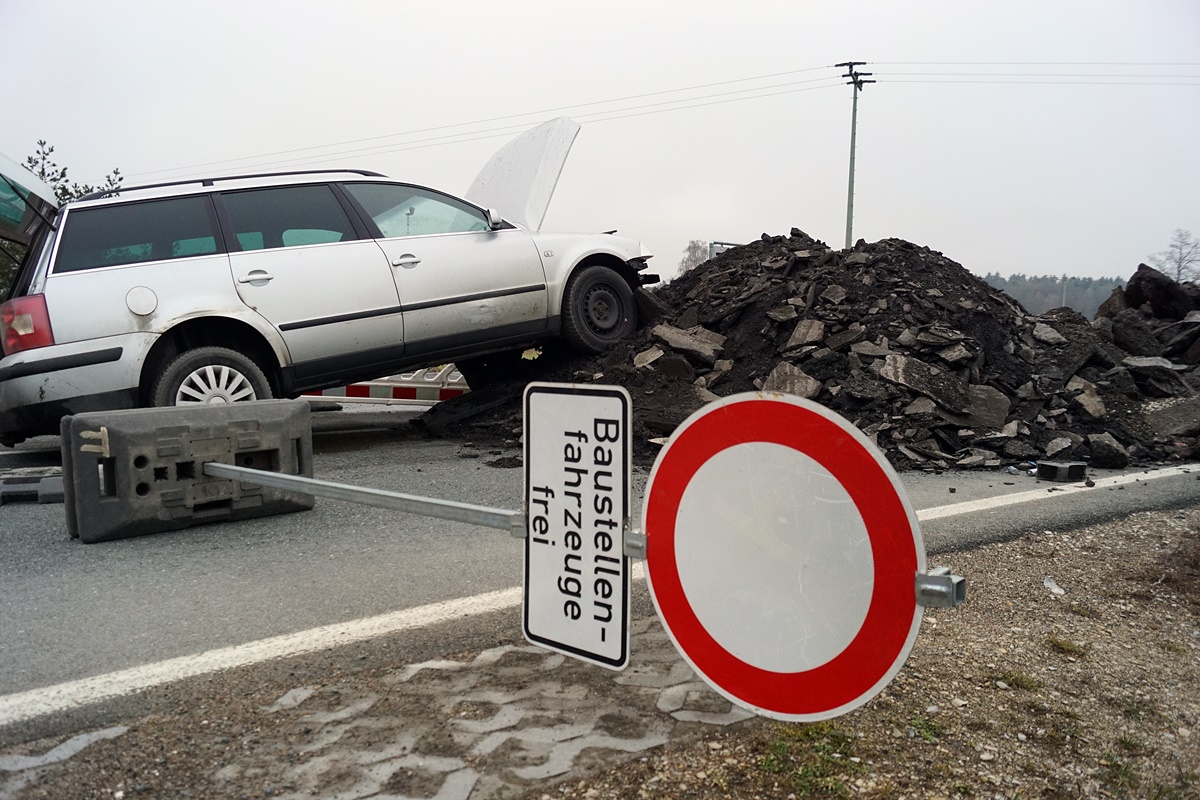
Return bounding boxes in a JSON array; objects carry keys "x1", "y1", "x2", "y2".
[
  {"x1": 1047, "y1": 636, "x2": 1088, "y2": 657},
  {"x1": 1117, "y1": 734, "x2": 1147, "y2": 754},
  {"x1": 1098, "y1": 752, "x2": 1138, "y2": 794},
  {"x1": 991, "y1": 670, "x2": 1043, "y2": 691},
  {"x1": 1109, "y1": 696, "x2": 1165, "y2": 722},
  {"x1": 753, "y1": 722, "x2": 864, "y2": 798},
  {"x1": 1036, "y1": 708, "x2": 1083, "y2": 751},
  {"x1": 909, "y1": 716, "x2": 943, "y2": 743}
]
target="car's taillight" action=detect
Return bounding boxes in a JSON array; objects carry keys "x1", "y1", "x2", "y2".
[{"x1": 1, "y1": 295, "x2": 55, "y2": 356}]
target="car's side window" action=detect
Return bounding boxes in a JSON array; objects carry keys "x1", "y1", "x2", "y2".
[
  {"x1": 221, "y1": 185, "x2": 358, "y2": 251},
  {"x1": 343, "y1": 183, "x2": 488, "y2": 238},
  {"x1": 54, "y1": 196, "x2": 219, "y2": 273}
]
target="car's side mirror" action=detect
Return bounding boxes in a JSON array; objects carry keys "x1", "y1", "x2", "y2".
[{"x1": 484, "y1": 208, "x2": 503, "y2": 230}]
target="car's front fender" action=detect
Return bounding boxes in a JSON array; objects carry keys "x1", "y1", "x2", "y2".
[{"x1": 529, "y1": 232, "x2": 653, "y2": 314}]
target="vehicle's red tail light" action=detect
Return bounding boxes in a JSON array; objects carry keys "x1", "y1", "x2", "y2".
[{"x1": 1, "y1": 295, "x2": 56, "y2": 355}]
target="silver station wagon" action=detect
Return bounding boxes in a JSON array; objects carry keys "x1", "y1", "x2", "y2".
[{"x1": 0, "y1": 119, "x2": 655, "y2": 445}]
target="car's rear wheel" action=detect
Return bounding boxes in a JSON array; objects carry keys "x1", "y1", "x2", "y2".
[
  {"x1": 151, "y1": 346, "x2": 273, "y2": 407},
  {"x1": 561, "y1": 265, "x2": 636, "y2": 353}
]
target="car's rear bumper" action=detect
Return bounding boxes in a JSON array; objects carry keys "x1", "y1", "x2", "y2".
[
  {"x1": 0, "y1": 388, "x2": 139, "y2": 444},
  {"x1": 0, "y1": 334, "x2": 151, "y2": 443},
  {"x1": 0, "y1": 346, "x2": 123, "y2": 382}
]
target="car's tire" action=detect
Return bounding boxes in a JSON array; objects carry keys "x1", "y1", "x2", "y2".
[
  {"x1": 561, "y1": 265, "x2": 636, "y2": 354},
  {"x1": 151, "y1": 346, "x2": 273, "y2": 407}
]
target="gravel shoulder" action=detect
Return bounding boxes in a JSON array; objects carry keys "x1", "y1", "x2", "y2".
[
  {"x1": 533, "y1": 507, "x2": 1200, "y2": 800},
  {"x1": 2, "y1": 508, "x2": 1197, "y2": 800}
]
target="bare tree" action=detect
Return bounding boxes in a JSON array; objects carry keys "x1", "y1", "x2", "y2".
[
  {"x1": 1148, "y1": 229, "x2": 1199, "y2": 283},
  {"x1": 3, "y1": 142, "x2": 122, "y2": 296},
  {"x1": 24, "y1": 140, "x2": 122, "y2": 205},
  {"x1": 678, "y1": 239, "x2": 708, "y2": 274}
]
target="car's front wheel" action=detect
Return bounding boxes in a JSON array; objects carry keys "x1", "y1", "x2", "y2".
[
  {"x1": 151, "y1": 346, "x2": 273, "y2": 407},
  {"x1": 561, "y1": 265, "x2": 636, "y2": 354}
]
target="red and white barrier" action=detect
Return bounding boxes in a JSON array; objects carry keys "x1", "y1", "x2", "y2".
[{"x1": 303, "y1": 365, "x2": 468, "y2": 405}]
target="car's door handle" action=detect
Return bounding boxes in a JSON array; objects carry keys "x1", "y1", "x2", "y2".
[
  {"x1": 237, "y1": 270, "x2": 274, "y2": 285},
  {"x1": 392, "y1": 255, "x2": 421, "y2": 268}
]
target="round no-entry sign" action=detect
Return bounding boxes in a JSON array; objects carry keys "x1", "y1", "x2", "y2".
[{"x1": 643, "y1": 392, "x2": 925, "y2": 721}]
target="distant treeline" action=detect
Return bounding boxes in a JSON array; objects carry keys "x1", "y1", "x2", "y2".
[{"x1": 982, "y1": 273, "x2": 1125, "y2": 319}]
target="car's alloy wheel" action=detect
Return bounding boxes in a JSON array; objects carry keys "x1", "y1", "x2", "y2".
[{"x1": 152, "y1": 346, "x2": 273, "y2": 407}]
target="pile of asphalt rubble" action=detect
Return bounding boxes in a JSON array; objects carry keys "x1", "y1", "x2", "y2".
[{"x1": 423, "y1": 229, "x2": 1200, "y2": 471}]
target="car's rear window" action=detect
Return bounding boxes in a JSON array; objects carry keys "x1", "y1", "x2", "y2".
[{"x1": 54, "y1": 196, "x2": 220, "y2": 273}]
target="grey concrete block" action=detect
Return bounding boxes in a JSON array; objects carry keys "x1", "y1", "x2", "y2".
[{"x1": 62, "y1": 400, "x2": 315, "y2": 543}]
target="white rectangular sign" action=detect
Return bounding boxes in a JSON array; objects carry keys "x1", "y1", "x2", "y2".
[{"x1": 523, "y1": 382, "x2": 631, "y2": 670}]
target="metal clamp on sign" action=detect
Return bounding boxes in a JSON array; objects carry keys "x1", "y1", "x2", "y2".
[
  {"x1": 915, "y1": 567, "x2": 966, "y2": 609},
  {"x1": 622, "y1": 527, "x2": 646, "y2": 561}
]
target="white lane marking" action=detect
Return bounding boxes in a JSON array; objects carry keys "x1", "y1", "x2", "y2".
[
  {"x1": 0, "y1": 587, "x2": 520, "y2": 728},
  {"x1": 0, "y1": 465, "x2": 1190, "y2": 727},
  {"x1": 916, "y1": 465, "x2": 1193, "y2": 521}
]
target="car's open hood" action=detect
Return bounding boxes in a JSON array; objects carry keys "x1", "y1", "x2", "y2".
[
  {"x1": 0, "y1": 151, "x2": 58, "y2": 247},
  {"x1": 465, "y1": 117, "x2": 580, "y2": 232}
]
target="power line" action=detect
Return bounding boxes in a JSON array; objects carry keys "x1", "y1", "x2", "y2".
[
  {"x1": 131, "y1": 64, "x2": 836, "y2": 179},
  {"x1": 870, "y1": 61, "x2": 1200, "y2": 66},
  {"x1": 129, "y1": 59, "x2": 1200, "y2": 180},
  {"x1": 580, "y1": 81, "x2": 843, "y2": 126},
  {"x1": 880, "y1": 79, "x2": 1200, "y2": 86},
  {"x1": 878, "y1": 72, "x2": 1200, "y2": 78},
  {"x1": 197, "y1": 80, "x2": 844, "y2": 175},
  {"x1": 194, "y1": 81, "x2": 846, "y2": 176}
]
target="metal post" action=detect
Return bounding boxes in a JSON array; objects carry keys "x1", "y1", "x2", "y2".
[
  {"x1": 836, "y1": 62, "x2": 875, "y2": 249},
  {"x1": 845, "y1": 81, "x2": 860, "y2": 249},
  {"x1": 202, "y1": 462, "x2": 527, "y2": 537}
]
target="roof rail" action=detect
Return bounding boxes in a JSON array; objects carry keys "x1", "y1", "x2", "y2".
[{"x1": 75, "y1": 168, "x2": 388, "y2": 202}]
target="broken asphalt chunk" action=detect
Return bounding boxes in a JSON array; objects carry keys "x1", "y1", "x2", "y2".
[
  {"x1": 879, "y1": 354, "x2": 970, "y2": 414},
  {"x1": 762, "y1": 362, "x2": 822, "y2": 399},
  {"x1": 651, "y1": 324, "x2": 722, "y2": 366}
]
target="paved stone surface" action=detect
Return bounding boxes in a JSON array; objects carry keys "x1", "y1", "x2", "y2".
[
  {"x1": 227, "y1": 618, "x2": 752, "y2": 800},
  {"x1": 0, "y1": 616, "x2": 753, "y2": 799},
  {"x1": 0, "y1": 727, "x2": 127, "y2": 772}
]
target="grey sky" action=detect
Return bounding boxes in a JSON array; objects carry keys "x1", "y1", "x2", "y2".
[{"x1": 4, "y1": 1, "x2": 1198, "y2": 281}]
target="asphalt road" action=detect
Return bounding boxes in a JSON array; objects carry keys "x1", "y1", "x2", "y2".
[{"x1": 1, "y1": 403, "x2": 1197, "y2": 701}]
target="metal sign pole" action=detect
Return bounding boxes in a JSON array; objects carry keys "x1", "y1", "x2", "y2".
[{"x1": 202, "y1": 462, "x2": 526, "y2": 537}]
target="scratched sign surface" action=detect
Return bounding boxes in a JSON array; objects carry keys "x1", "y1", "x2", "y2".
[{"x1": 522, "y1": 383, "x2": 631, "y2": 670}]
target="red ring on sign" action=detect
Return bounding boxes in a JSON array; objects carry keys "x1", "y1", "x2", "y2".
[{"x1": 645, "y1": 398, "x2": 918, "y2": 715}]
